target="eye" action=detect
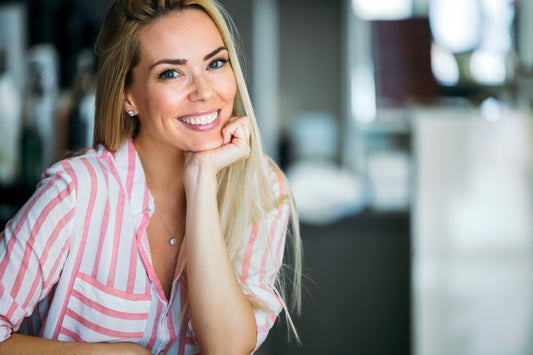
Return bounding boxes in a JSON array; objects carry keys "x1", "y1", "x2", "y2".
[
  {"x1": 158, "y1": 69, "x2": 179, "y2": 80},
  {"x1": 207, "y1": 58, "x2": 228, "y2": 70}
]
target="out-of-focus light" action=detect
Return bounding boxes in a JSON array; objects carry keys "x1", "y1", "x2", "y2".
[
  {"x1": 480, "y1": 97, "x2": 503, "y2": 122},
  {"x1": 351, "y1": 62, "x2": 376, "y2": 123},
  {"x1": 429, "y1": 0, "x2": 481, "y2": 53},
  {"x1": 470, "y1": 50, "x2": 506, "y2": 85},
  {"x1": 352, "y1": 0, "x2": 413, "y2": 20},
  {"x1": 431, "y1": 43, "x2": 460, "y2": 86},
  {"x1": 479, "y1": 0, "x2": 515, "y2": 53}
]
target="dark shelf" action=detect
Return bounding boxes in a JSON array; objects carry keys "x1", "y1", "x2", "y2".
[{"x1": 0, "y1": 183, "x2": 36, "y2": 228}]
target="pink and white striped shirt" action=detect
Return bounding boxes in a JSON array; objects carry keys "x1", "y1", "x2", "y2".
[{"x1": 0, "y1": 138, "x2": 289, "y2": 354}]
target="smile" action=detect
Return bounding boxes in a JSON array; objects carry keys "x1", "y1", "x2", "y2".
[{"x1": 178, "y1": 111, "x2": 218, "y2": 126}]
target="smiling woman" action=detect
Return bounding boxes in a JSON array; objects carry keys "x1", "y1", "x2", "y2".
[
  {"x1": 0, "y1": 1, "x2": 302, "y2": 354},
  {"x1": 124, "y1": 10, "x2": 237, "y2": 153}
]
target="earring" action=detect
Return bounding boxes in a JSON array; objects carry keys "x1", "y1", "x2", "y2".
[{"x1": 128, "y1": 110, "x2": 135, "y2": 117}]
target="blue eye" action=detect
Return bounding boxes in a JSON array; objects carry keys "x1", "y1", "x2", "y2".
[
  {"x1": 208, "y1": 59, "x2": 228, "y2": 70},
  {"x1": 159, "y1": 69, "x2": 179, "y2": 79}
]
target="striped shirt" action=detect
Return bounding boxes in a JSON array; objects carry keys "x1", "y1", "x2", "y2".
[{"x1": 0, "y1": 138, "x2": 289, "y2": 354}]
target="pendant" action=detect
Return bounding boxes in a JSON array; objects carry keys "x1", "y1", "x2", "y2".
[{"x1": 169, "y1": 238, "x2": 177, "y2": 246}]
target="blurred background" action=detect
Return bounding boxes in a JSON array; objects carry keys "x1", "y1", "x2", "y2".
[{"x1": 1, "y1": 0, "x2": 533, "y2": 354}]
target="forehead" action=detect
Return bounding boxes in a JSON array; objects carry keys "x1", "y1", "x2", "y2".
[{"x1": 137, "y1": 9, "x2": 224, "y2": 61}]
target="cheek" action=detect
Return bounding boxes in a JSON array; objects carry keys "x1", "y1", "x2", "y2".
[
  {"x1": 222, "y1": 75, "x2": 237, "y2": 106},
  {"x1": 144, "y1": 89, "x2": 185, "y2": 114},
  {"x1": 217, "y1": 67, "x2": 236, "y2": 96}
]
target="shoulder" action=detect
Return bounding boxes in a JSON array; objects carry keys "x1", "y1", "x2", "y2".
[
  {"x1": 48, "y1": 145, "x2": 115, "y2": 182},
  {"x1": 262, "y1": 156, "x2": 290, "y2": 203},
  {"x1": 38, "y1": 145, "x2": 117, "y2": 199}
]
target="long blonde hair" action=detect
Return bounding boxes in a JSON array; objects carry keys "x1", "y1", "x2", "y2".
[{"x1": 94, "y1": 0, "x2": 302, "y2": 340}]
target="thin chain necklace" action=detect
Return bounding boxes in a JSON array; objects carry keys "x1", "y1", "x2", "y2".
[{"x1": 155, "y1": 206, "x2": 180, "y2": 246}]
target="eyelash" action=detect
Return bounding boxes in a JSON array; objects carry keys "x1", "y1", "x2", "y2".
[
  {"x1": 157, "y1": 57, "x2": 229, "y2": 80},
  {"x1": 208, "y1": 57, "x2": 229, "y2": 69},
  {"x1": 158, "y1": 68, "x2": 180, "y2": 80}
]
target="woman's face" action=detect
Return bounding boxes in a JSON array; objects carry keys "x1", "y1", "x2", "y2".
[{"x1": 124, "y1": 8, "x2": 237, "y2": 153}]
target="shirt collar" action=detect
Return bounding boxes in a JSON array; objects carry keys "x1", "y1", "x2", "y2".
[{"x1": 112, "y1": 137, "x2": 155, "y2": 217}]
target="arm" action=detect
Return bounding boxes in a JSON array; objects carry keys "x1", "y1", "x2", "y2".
[
  {"x1": 236, "y1": 185, "x2": 290, "y2": 350},
  {"x1": 0, "y1": 334, "x2": 151, "y2": 355},
  {"x1": 0, "y1": 166, "x2": 76, "y2": 345},
  {"x1": 233, "y1": 158, "x2": 292, "y2": 350},
  {"x1": 0, "y1": 165, "x2": 151, "y2": 355},
  {"x1": 183, "y1": 116, "x2": 256, "y2": 354}
]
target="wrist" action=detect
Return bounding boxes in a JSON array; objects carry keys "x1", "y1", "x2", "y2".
[{"x1": 184, "y1": 165, "x2": 218, "y2": 196}]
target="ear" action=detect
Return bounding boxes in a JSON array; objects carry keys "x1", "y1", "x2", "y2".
[{"x1": 122, "y1": 89, "x2": 137, "y2": 115}]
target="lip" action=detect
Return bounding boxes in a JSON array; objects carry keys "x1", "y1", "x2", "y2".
[{"x1": 177, "y1": 109, "x2": 221, "y2": 131}]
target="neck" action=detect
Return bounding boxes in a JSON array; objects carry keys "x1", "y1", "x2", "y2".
[{"x1": 133, "y1": 134, "x2": 185, "y2": 197}]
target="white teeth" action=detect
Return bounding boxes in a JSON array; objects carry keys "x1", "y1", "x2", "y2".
[{"x1": 179, "y1": 112, "x2": 218, "y2": 125}]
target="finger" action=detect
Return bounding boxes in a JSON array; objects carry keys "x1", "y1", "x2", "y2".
[
  {"x1": 242, "y1": 119, "x2": 251, "y2": 141},
  {"x1": 234, "y1": 117, "x2": 250, "y2": 141},
  {"x1": 222, "y1": 116, "x2": 247, "y2": 144},
  {"x1": 222, "y1": 123, "x2": 240, "y2": 145}
]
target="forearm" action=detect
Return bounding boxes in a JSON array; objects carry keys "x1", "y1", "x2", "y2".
[
  {"x1": 0, "y1": 334, "x2": 151, "y2": 355},
  {"x1": 185, "y1": 174, "x2": 256, "y2": 354}
]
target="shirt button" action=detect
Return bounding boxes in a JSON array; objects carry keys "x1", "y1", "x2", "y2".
[
  {"x1": 146, "y1": 206, "x2": 153, "y2": 212},
  {"x1": 158, "y1": 352, "x2": 164, "y2": 355}
]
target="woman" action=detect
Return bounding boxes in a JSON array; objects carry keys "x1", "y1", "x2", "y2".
[{"x1": 0, "y1": 0, "x2": 302, "y2": 354}]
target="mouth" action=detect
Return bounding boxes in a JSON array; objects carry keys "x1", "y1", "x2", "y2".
[
  {"x1": 177, "y1": 110, "x2": 221, "y2": 132},
  {"x1": 178, "y1": 110, "x2": 219, "y2": 127}
]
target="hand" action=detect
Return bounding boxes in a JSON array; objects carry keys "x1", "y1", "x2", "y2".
[
  {"x1": 0, "y1": 334, "x2": 153, "y2": 355},
  {"x1": 183, "y1": 116, "x2": 251, "y2": 190},
  {"x1": 105, "y1": 342, "x2": 152, "y2": 355}
]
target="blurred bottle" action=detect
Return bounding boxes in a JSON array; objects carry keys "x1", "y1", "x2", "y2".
[
  {"x1": 21, "y1": 61, "x2": 44, "y2": 186},
  {"x1": 67, "y1": 49, "x2": 95, "y2": 152},
  {"x1": 21, "y1": 45, "x2": 59, "y2": 186},
  {"x1": 0, "y1": 37, "x2": 23, "y2": 185}
]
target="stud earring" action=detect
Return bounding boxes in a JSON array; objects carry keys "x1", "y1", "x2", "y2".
[{"x1": 128, "y1": 110, "x2": 135, "y2": 117}]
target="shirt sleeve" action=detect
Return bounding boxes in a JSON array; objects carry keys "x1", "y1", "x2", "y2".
[
  {"x1": 0, "y1": 163, "x2": 76, "y2": 342},
  {"x1": 234, "y1": 164, "x2": 291, "y2": 352}
]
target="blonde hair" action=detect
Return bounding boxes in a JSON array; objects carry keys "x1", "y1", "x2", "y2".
[{"x1": 94, "y1": 0, "x2": 302, "y2": 341}]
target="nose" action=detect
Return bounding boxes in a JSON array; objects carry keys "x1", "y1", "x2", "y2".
[{"x1": 188, "y1": 73, "x2": 214, "y2": 102}]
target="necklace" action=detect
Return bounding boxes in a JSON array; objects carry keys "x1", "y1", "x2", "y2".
[{"x1": 155, "y1": 206, "x2": 180, "y2": 246}]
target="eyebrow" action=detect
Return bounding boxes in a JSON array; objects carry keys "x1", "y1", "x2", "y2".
[
  {"x1": 148, "y1": 46, "x2": 228, "y2": 70},
  {"x1": 204, "y1": 46, "x2": 227, "y2": 60}
]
